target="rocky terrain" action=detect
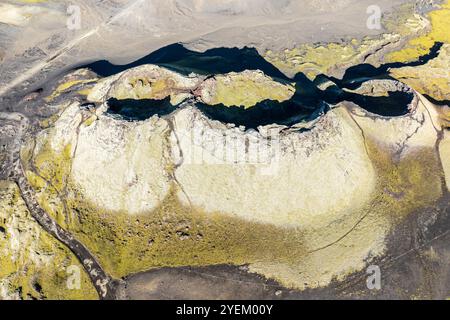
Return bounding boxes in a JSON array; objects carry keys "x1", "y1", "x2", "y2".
[{"x1": 0, "y1": 0, "x2": 449, "y2": 300}]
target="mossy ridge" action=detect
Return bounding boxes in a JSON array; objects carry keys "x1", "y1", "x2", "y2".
[
  {"x1": 263, "y1": 34, "x2": 403, "y2": 80},
  {"x1": 24, "y1": 172, "x2": 69, "y2": 234},
  {"x1": 364, "y1": 138, "x2": 443, "y2": 224},
  {"x1": 46, "y1": 79, "x2": 98, "y2": 102},
  {"x1": 0, "y1": 181, "x2": 97, "y2": 300},
  {"x1": 110, "y1": 75, "x2": 191, "y2": 105},
  {"x1": 207, "y1": 73, "x2": 295, "y2": 108},
  {"x1": 24, "y1": 137, "x2": 73, "y2": 228},
  {"x1": 45, "y1": 68, "x2": 99, "y2": 102},
  {"x1": 39, "y1": 113, "x2": 63, "y2": 129},
  {"x1": 356, "y1": 141, "x2": 445, "y2": 299},
  {"x1": 389, "y1": 44, "x2": 450, "y2": 101},
  {"x1": 265, "y1": 42, "x2": 361, "y2": 79},
  {"x1": 32, "y1": 140, "x2": 72, "y2": 192},
  {"x1": 263, "y1": 4, "x2": 431, "y2": 79},
  {"x1": 387, "y1": 0, "x2": 450, "y2": 63}
]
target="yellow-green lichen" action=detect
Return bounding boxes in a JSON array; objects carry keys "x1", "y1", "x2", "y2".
[
  {"x1": 39, "y1": 113, "x2": 62, "y2": 129},
  {"x1": 46, "y1": 79, "x2": 98, "y2": 102},
  {"x1": 264, "y1": 35, "x2": 400, "y2": 79},
  {"x1": 390, "y1": 44, "x2": 450, "y2": 101},
  {"x1": 387, "y1": 1, "x2": 450, "y2": 62},
  {"x1": 23, "y1": 137, "x2": 73, "y2": 228},
  {"x1": 0, "y1": 181, "x2": 97, "y2": 300},
  {"x1": 364, "y1": 139, "x2": 443, "y2": 223},
  {"x1": 112, "y1": 77, "x2": 177, "y2": 100},
  {"x1": 263, "y1": 4, "x2": 432, "y2": 79},
  {"x1": 32, "y1": 142, "x2": 72, "y2": 193},
  {"x1": 65, "y1": 187, "x2": 307, "y2": 279},
  {"x1": 77, "y1": 88, "x2": 93, "y2": 96},
  {"x1": 82, "y1": 114, "x2": 97, "y2": 127},
  {"x1": 203, "y1": 72, "x2": 295, "y2": 108}
]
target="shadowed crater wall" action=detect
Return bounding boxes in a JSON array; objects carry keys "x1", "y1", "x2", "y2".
[{"x1": 78, "y1": 42, "x2": 434, "y2": 122}]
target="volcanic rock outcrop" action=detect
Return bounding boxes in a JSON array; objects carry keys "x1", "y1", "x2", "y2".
[
  {"x1": 8, "y1": 63, "x2": 445, "y2": 293},
  {"x1": 0, "y1": 180, "x2": 97, "y2": 300},
  {"x1": 390, "y1": 43, "x2": 450, "y2": 101}
]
